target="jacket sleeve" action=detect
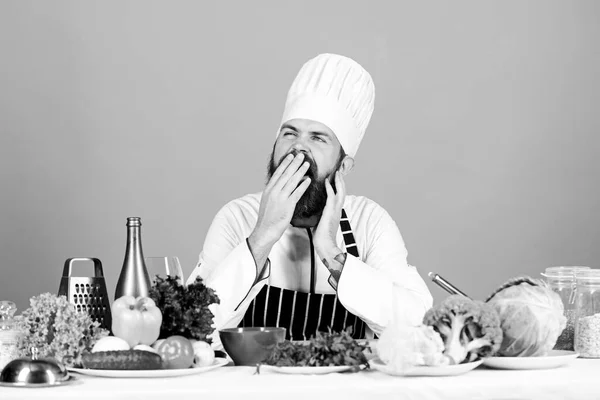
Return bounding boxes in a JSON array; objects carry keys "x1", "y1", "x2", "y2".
[
  {"x1": 336, "y1": 208, "x2": 433, "y2": 334},
  {"x1": 186, "y1": 203, "x2": 270, "y2": 350}
]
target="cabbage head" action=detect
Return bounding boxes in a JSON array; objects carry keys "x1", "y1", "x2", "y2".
[{"x1": 486, "y1": 277, "x2": 566, "y2": 357}]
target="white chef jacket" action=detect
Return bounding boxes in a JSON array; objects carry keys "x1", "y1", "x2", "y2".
[{"x1": 187, "y1": 192, "x2": 433, "y2": 348}]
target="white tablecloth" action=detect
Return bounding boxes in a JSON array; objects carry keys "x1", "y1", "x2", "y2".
[{"x1": 1, "y1": 359, "x2": 598, "y2": 400}]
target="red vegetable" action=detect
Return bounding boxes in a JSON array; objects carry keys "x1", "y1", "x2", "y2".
[{"x1": 156, "y1": 335, "x2": 195, "y2": 369}]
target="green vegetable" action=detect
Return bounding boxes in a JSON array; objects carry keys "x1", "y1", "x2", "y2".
[
  {"x1": 82, "y1": 349, "x2": 163, "y2": 370},
  {"x1": 486, "y1": 276, "x2": 566, "y2": 357},
  {"x1": 423, "y1": 295, "x2": 503, "y2": 364},
  {"x1": 16, "y1": 293, "x2": 108, "y2": 367},
  {"x1": 264, "y1": 329, "x2": 369, "y2": 367},
  {"x1": 148, "y1": 276, "x2": 219, "y2": 343}
]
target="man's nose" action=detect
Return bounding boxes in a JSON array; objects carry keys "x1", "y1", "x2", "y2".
[{"x1": 290, "y1": 136, "x2": 311, "y2": 153}]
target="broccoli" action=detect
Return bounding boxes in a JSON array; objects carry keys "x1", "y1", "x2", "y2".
[{"x1": 423, "y1": 295, "x2": 503, "y2": 364}]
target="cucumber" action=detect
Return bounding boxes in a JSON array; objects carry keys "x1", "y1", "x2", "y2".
[{"x1": 82, "y1": 350, "x2": 164, "y2": 370}]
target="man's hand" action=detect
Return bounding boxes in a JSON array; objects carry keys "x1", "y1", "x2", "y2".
[
  {"x1": 248, "y1": 153, "x2": 311, "y2": 272},
  {"x1": 314, "y1": 171, "x2": 347, "y2": 286}
]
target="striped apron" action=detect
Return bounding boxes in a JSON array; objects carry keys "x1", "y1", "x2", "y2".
[{"x1": 239, "y1": 209, "x2": 367, "y2": 340}]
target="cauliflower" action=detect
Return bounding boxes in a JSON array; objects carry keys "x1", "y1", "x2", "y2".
[
  {"x1": 486, "y1": 276, "x2": 566, "y2": 357},
  {"x1": 423, "y1": 295, "x2": 503, "y2": 364},
  {"x1": 376, "y1": 324, "x2": 450, "y2": 373}
]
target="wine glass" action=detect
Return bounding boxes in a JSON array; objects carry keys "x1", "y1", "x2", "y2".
[{"x1": 145, "y1": 256, "x2": 184, "y2": 286}]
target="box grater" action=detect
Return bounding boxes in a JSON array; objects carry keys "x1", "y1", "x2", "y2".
[{"x1": 58, "y1": 258, "x2": 112, "y2": 331}]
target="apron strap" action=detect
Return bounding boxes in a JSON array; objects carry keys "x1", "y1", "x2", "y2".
[
  {"x1": 340, "y1": 209, "x2": 359, "y2": 258},
  {"x1": 327, "y1": 208, "x2": 360, "y2": 290}
]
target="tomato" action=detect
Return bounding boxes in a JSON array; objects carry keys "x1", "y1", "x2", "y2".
[{"x1": 156, "y1": 336, "x2": 195, "y2": 369}]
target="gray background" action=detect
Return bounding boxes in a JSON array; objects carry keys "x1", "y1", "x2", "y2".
[{"x1": 1, "y1": 1, "x2": 599, "y2": 313}]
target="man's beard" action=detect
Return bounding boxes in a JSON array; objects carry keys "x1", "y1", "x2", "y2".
[{"x1": 267, "y1": 150, "x2": 341, "y2": 221}]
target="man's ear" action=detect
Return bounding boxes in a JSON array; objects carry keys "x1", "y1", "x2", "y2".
[{"x1": 338, "y1": 156, "x2": 355, "y2": 176}]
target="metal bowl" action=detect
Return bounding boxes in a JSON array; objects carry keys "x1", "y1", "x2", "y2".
[
  {"x1": 0, "y1": 347, "x2": 70, "y2": 386},
  {"x1": 219, "y1": 327, "x2": 286, "y2": 366}
]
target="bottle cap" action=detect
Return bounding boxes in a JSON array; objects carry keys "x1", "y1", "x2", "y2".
[{"x1": 126, "y1": 217, "x2": 142, "y2": 227}]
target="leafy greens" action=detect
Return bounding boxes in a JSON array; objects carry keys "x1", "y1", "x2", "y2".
[
  {"x1": 148, "y1": 276, "x2": 219, "y2": 343},
  {"x1": 264, "y1": 329, "x2": 369, "y2": 367}
]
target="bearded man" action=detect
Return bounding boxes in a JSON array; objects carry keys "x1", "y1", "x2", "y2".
[{"x1": 187, "y1": 53, "x2": 433, "y2": 348}]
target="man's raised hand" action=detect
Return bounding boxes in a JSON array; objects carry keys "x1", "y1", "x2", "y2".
[{"x1": 248, "y1": 152, "x2": 311, "y2": 270}]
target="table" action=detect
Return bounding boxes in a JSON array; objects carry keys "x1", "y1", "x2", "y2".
[{"x1": 1, "y1": 359, "x2": 598, "y2": 400}]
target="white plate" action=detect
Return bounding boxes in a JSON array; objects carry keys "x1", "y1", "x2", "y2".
[
  {"x1": 257, "y1": 364, "x2": 361, "y2": 375},
  {"x1": 482, "y1": 350, "x2": 579, "y2": 370},
  {"x1": 370, "y1": 358, "x2": 483, "y2": 377},
  {"x1": 68, "y1": 357, "x2": 228, "y2": 378}
]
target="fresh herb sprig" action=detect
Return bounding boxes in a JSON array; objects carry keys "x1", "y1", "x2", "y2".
[
  {"x1": 148, "y1": 276, "x2": 219, "y2": 343},
  {"x1": 265, "y1": 329, "x2": 369, "y2": 367}
]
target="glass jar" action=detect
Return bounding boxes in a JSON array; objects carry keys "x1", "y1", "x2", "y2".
[
  {"x1": 574, "y1": 269, "x2": 600, "y2": 358},
  {"x1": 542, "y1": 266, "x2": 589, "y2": 351},
  {"x1": 0, "y1": 301, "x2": 21, "y2": 370}
]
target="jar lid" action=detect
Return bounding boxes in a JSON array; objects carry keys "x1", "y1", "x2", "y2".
[
  {"x1": 575, "y1": 269, "x2": 600, "y2": 282},
  {"x1": 541, "y1": 266, "x2": 590, "y2": 279}
]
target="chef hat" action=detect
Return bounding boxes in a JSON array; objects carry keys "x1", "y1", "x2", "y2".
[{"x1": 278, "y1": 53, "x2": 375, "y2": 158}]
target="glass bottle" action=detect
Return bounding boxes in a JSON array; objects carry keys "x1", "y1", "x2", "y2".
[
  {"x1": 0, "y1": 301, "x2": 21, "y2": 370},
  {"x1": 542, "y1": 266, "x2": 590, "y2": 351},
  {"x1": 574, "y1": 269, "x2": 600, "y2": 358},
  {"x1": 114, "y1": 217, "x2": 151, "y2": 300}
]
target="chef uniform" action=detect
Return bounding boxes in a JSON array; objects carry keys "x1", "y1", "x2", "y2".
[{"x1": 187, "y1": 54, "x2": 433, "y2": 349}]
